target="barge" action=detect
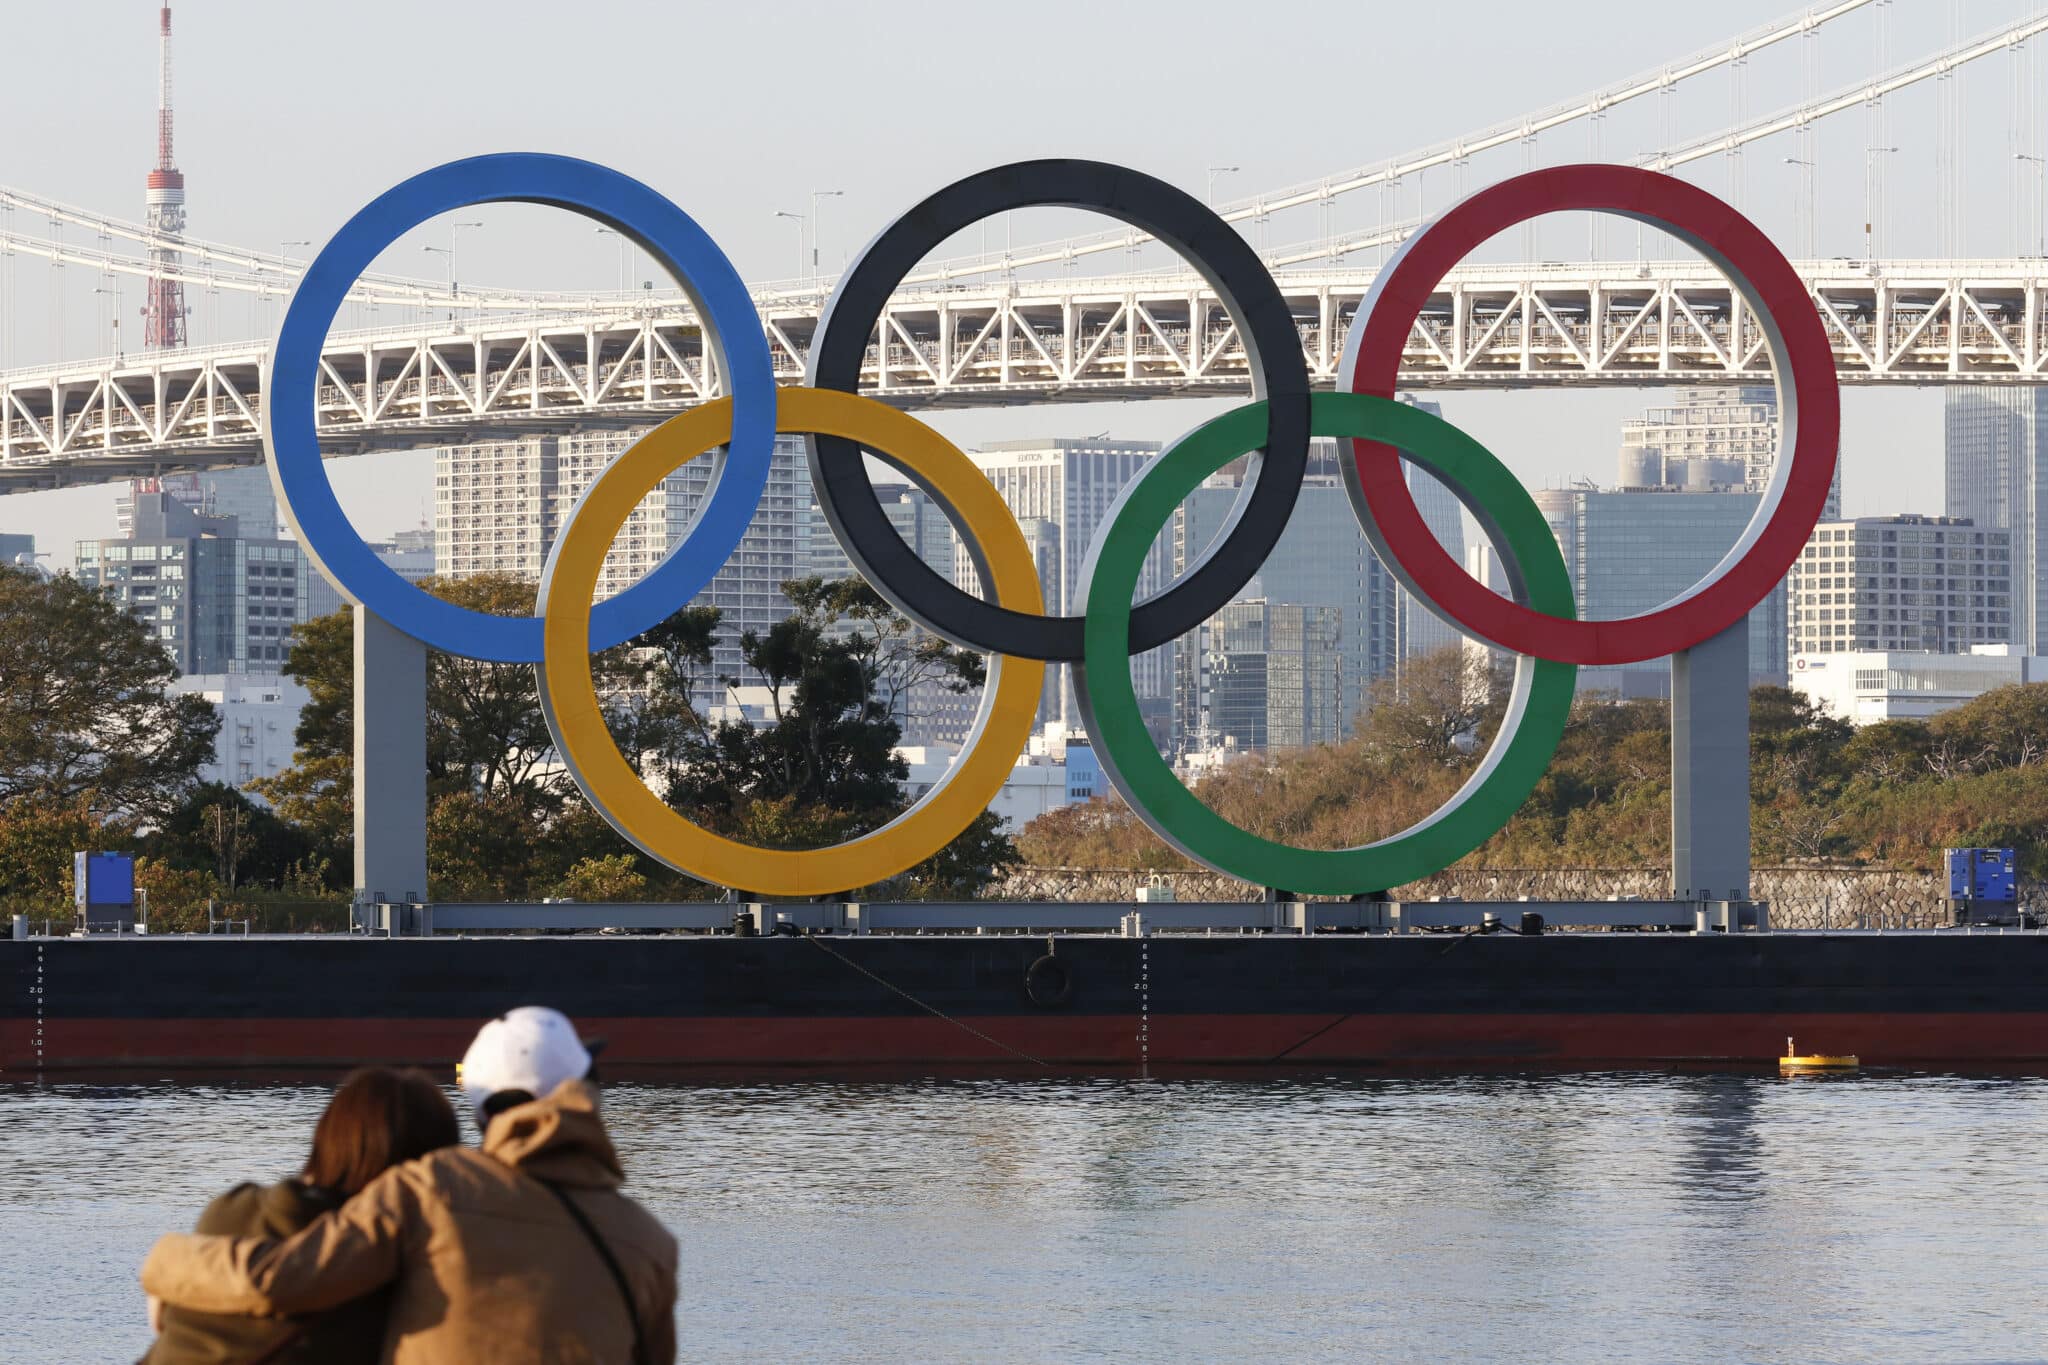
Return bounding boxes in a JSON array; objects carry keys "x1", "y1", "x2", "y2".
[{"x1": 8, "y1": 914, "x2": 2048, "y2": 1071}]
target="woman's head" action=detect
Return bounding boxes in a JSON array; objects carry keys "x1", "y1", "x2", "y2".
[{"x1": 304, "y1": 1067, "x2": 460, "y2": 1198}]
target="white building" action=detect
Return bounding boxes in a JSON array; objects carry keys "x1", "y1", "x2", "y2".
[
  {"x1": 1620, "y1": 386, "x2": 1842, "y2": 518},
  {"x1": 1788, "y1": 515, "x2": 2013, "y2": 657},
  {"x1": 1790, "y1": 645, "x2": 2048, "y2": 725},
  {"x1": 896, "y1": 744, "x2": 1072, "y2": 833},
  {"x1": 171, "y1": 673, "x2": 310, "y2": 793}
]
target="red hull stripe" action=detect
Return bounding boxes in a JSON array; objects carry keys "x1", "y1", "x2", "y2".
[{"x1": 10, "y1": 1012, "x2": 2048, "y2": 1070}]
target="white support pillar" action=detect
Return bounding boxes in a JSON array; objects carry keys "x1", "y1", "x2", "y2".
[
  {"x1": 354, "y1": 606, "x2": 428, "y2": 906},
  {"x1": 1671, "y1": 616, "x2": 1751, "y2": 901}
]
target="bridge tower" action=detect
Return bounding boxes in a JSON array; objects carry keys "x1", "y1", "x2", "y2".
[{"x1": 141, "y1": 4, "x2": 188, "y2": 350}]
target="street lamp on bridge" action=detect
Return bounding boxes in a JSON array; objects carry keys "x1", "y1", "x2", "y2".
[
  {"x1": 1207, "y1": 165, "x2": 1239, "y2": 207},
  {"x1": 773, "y1": 210, "x2": 806, "y2": 282},
  {"x1": 594, "y1": 225, "x2": 631, "y2": 293},
  {"x1": 810, "y1": 190, "x2": 843, "y2": 276},
  {"x1": 1781, "y1": 157, "x2": 1816, "y2": 260},
  {"x1": 423, "y1": 221, "x2": 484, "y2": 300}
]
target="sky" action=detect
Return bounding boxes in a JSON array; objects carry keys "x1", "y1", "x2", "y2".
[{"x1": 2, "y1": 0, "x2": 2035, "y2": 570}]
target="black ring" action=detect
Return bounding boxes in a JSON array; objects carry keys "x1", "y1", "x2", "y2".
[
  {"x1": 1023, "y1": 953, "x2": 1073, "y2": 1007},
  {"x1": 806, "y1": 159, "x2": 1311, "y2": 661}
]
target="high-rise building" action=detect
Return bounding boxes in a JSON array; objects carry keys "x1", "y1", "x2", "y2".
[
  {"x1": 1787, "y1": 515, "x2": 2012, "y2": 656},
  {"x1": 962, "y1": 438, "x2": 1173, "y2": 742},
  {"x1": 805, "y1": 479, "x2": 957, "y2": 588},
  {"x1": 118, "y1": 469, "x2": 279, "y2": 540},
  {"x1": 1179, "y1": 594, "x2": 1344, "y2": 756},
  {"x1": 1946, "y1": 388, "x2": 2048, "y2": 652},
  {"x1": 435, "y1": 428, "x2": 815, "y2": 712},
  {"x1": 552, "y1": 429, "x2": 704, "y2": 605},
  {"x1": 1396, "y1": 425, "x2": 1468, "y2": 663},
  {"x1": 1174, "y1": 441, "x2": 1398, "y2": 750},
  {"x1": 76, "y1": 492, "x2": 308, "y2": 674},
  {"x1": 434, "y1": 434, "x2": 558, "y2": 580},
  {"x1": 1620, "y1": 386, "x2": 1842, "y2": 517},
  {"x1": 812, "y1": 482, "x2": 977, "y2": 748},
  {"x1": 1459, "y1": 543, "x2": 1512, "y2": 690},
  {"x1": 1534, "y1": 485, "x2": 1789, "y2": 696}
]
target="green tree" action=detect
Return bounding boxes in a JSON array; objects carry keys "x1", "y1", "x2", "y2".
[
  {"x1": 550, "y1": 853, "x2": 652, "y2": 902},
  {"x1": 660, "y1": 577, "x2": 1016, "y2": 896},
  {"x1": 145, "y1": 782, "x2": 313, "y2": 892},
  {"x1": 256, "y1": 575, "x2": 668, "y2": 896},
  {"x1": 1749, "y1": 685, "x2": 1854, "y2": 863},
  {"x1": 0, "y1": 566, "x2": 219, "y2": 822},
  {"x1": 0, "y1": 792, "x2": 113, "y2": 915},
  {"x1": 257, "y1": 572, "x2": 1015, "y2": 899}
]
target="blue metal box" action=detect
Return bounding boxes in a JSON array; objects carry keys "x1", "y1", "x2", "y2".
[{"x1": 1944, "y1": 847, "x2": 2017, "y2": 903}]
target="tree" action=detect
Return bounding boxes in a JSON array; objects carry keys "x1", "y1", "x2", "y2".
[
  {"x1": 425, "y1": 575, "x2": 575, "y2": 808},
  {"x1": 0, "y1": 566, "x2": 219, "y2": 822},
  {"x1": 1842, "y1": 719, "x2": 1932, "y2": 786},
  {"x1": 0, "y1": 792, "x2": 110, "y2": 915},
  {"x1": 1929, "y1": 683, "x2": 2048, "y2": 772},
  {"x1": 665, "y1": 586, "x2": 911, "y2": 827},
  {"x1": 257, "y1": 575, "x2": 664, "y2": 889},
  {"x1": 1357, "y1": 645, "x2": 1508, "y2": 767},
  {"x1": 788, "y1": 577, "x2": 986, "y2": 733},
  {"x1": 612, "y1": 604, "x2": 721, "y2": 778},
  {"x1": 257, "y1": 572, "x2": 1017, "y2": 899},
  {"x1": 551, "y1": 853, "x2": 652, "y2": 903},
  {"x1": 660, "y1": 577, "x2": 1016, "y2": 896},
  {"x1": 1748, "y1": 686, "x2": 1854, "y2": 864},
  {"x1": 145, "y1": 782, "x2": 313, "y2": 892}
]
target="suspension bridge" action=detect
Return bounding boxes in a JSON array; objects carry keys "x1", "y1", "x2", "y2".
[{"x1": 2, "y1": 0, "x2": 2046, "y2": 491}]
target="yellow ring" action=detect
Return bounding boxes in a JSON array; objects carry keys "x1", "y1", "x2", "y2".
[{"x1": 538, "y1": 387, "x2": 1046, "y2": 897}]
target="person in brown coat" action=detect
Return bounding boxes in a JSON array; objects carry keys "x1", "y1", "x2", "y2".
[
  {"x1": 141, "y1": 1007, "x2": 678, "y2": 1365},
  {"x1": 143, "y1": 1066, "x2": 460, "y2": 1365}
]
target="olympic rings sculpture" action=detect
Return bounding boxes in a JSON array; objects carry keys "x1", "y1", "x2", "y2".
[{"x1": 268, "y1": 154, "x2": 1839, "y2": 898}]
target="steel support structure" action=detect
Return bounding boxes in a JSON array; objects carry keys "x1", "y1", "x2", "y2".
[
  {"x1": 1671, "y1": 618, "x2": 1752, "y2": 902},
  {"x1": 353, "y1": 607, "x2": 427, "y2": 909}
]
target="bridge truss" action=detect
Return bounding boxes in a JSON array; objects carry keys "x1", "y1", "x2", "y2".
[{"x1": 3, "y1": 258, "x2": 2044, "y2": 488}]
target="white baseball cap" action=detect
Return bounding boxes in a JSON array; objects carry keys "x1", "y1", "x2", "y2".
[{"x1": 458, "y1": 1006, "x2": 594, "y2": 1126}]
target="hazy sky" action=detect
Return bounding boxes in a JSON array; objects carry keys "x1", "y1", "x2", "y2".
[{"x1": 3, "y1": 0, "x2": 2034, "y2": 568}]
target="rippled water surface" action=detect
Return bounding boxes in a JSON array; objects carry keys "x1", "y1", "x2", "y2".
[{"x1": 6, "y1": 1069, "x2": 2048, "y2": 1363}]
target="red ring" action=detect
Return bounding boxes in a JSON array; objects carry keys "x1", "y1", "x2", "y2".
[{"x1": 1341, "y1": 164, "x2": 1839, "y2": 665}]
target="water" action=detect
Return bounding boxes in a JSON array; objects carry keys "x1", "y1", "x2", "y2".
[{"x1": 5, "y1": 1069, "x2": 2047, "y2": 1364}]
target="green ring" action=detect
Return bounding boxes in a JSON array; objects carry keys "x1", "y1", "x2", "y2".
[{"x1": 1072, "y1": 392, "x2": 1577, "y2": 895}]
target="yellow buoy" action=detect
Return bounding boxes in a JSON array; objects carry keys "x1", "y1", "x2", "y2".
[{"x1": 1780, "y1": 1036, "x2": 1858, "y2": 1071}]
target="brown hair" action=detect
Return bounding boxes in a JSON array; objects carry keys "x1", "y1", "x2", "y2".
[{"x1": 303, "y1": 1067, "x2": 461, "y2": 1198}]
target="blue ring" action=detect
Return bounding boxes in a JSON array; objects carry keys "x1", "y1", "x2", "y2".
[{"x1": 264, "y1": 153, "x2": 775, "y2": 662}]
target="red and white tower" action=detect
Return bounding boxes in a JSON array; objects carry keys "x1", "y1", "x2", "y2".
[{"x1": 142, "y1": 4, "x2": 188, "y2": 349}]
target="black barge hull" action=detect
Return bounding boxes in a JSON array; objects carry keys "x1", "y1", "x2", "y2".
[{"x1": 7, "y1": 933, "x2": 2048, "y2": 1071}]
